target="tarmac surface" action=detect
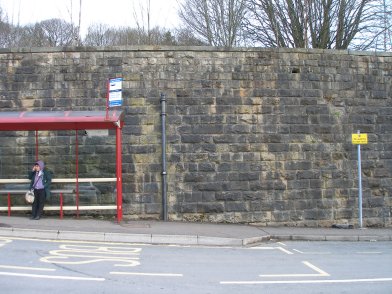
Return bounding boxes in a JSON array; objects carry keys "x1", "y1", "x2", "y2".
[{"x1": 0, "y1": 215, "x2": 391, "y2": 247}]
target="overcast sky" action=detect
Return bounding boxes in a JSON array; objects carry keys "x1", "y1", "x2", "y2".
[{"x1": 0, "y1": 0, "x2": 181, "y2": 36}]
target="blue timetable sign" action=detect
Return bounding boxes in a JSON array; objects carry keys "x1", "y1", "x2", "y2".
[{"x1": 108, "y1": 78, "x2": 123, "y2": 107}]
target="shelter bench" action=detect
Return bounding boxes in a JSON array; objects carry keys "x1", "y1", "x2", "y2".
[{"x1": 0, "y1": 178, "x2": 117, "y2": 219}]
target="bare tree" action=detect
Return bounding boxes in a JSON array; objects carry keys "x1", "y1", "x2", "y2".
[
  {"x1": 245, "y1": 0, "x2": 382, "y2": 50},
  {"x1": 0, "y1": 3, "x2": 81, "y2": 48},
  {"x1": 118, "y1": 26, "x2": 177, "y2": 45},
  {"x1": 78, "y1": 0, "x2": 82, "y2": 40},
  {"x1": 84, "y1": 23, "x2": 115, "y2": 46},
  {"x1": 178, "y1": 0, "x2": 248, "y2": 47},
  {"x1": 16, "y1": 19, "x2": 78, "y2": 47},
  {"x1": 15, "y1": 24, "x2": 46, "y2": 47},
  {"x1": 41, "y1": 18, "x2": 78, "y2": 46},
  {"x1": 359, "y1": 0, "x2": 392, "y2": 51},
  {"x1": 65, "y1": 0, "x2": 82, "y2": 44},
  {"x1": 175, "y1": 28, "x2": 207, "y2": 45},
  {"x1": 83, "y1": 23, "x2": 177, "y2": 46},
  {"x1": 0, "y1": 7, "x2": 26, "y2": 48},
  {"x1": 0, "y1": 7, "x2": 12, "y2": 47},
  {"x1": 132, "y1": 0, "x2": 152, "y2": 44}
]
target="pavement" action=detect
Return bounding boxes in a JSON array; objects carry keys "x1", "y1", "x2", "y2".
[{"x1": 0, "y1": 215, "x2": 391, "y2": 247}]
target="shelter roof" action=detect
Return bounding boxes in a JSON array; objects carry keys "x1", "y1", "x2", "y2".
[{"x1": 0, "y1": 110, "x2": 124, "y2": 131}]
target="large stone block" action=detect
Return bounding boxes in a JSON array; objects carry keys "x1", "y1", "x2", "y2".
[
  {"x1": 225, "y1": 201, "x2": 248, "y2": 212},
  {"x1": 198, "y1": 203, "x2": 224, "y2": 213}
]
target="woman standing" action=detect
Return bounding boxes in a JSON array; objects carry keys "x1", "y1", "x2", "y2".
[{"x1": 28, "y1": 160, "x2": 51, "y2": 220}]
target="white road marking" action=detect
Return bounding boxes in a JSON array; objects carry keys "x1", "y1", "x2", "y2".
[
  {"x1": 276, "y1": 247, "x2": 294, "y2": 255},
  {"x1": 220, "y1": 278, "x2": 392, "y2": 285},
  {"x1": 302, "y1": 261, "x2": 330, "y2": 276},
  {"x1": 0, "y1": 239, "x2": 12, "y2": 248},
  {"x1": 0, "y1": 265, "x2": 55, "y2": 272},
  {"x1": 110, "y1": 272, "x2": 183, "y2": 277},
  {"x1": 40, "y1": 244, "x2": 141, "y2": 267},
  {"x1": 249, "y1": 246, "x2": 294, "y2": 255},
  {"x1": 277, "y1": 242, "x2": 287, "y2": 246},
  {"x1": 41, "y1": 256, "x2": 140, "y2": 266},
  {"x1": 259, "y1": 261, "x2": 329, "y2": 278},
  {"x1": 356, "y1": 252, "x2": 382, "y2": 254},
  {"x1": 0, "y1": 271, "x2": 105, "y2": 281},
  {"x1": 296, "y1": 251, "x2": 331, "y2": 255},
  {"x1": 249, "y1": 247, "x2": 276, "y2": 250},
  {"x1": 292, "y1": 248, "x2": 331, "y2": 254}
]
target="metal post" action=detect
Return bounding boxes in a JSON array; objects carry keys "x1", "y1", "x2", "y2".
[
  {"x1": 160, "y1": 93, "x2": 167, "y2": 221},
  {"x1": 60, "y1": 193, "x2": 63, "y2": 219},
  {"x1": 75, "y1": 130, "x2": 79, "y2": 218},
  {"x1": 357, "y1": 130, "x2": 363, "y2": 228},
  {"x1": 35, "y1": 130, "x2": 39, "y2": 161},
  {"x1": 105, "y1": 79, "x2": 110, "y2": 120},
  {"x1": 116, "y1": 124, "x2": 123, "y2": 222},
  {"x1": 7, "y1": 192, "x2": 10, "y2": 216}
]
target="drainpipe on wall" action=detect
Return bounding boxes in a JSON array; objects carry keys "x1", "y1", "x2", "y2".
[{"x1": 160, "y1": 93, "x2": 168, "y2": 221}]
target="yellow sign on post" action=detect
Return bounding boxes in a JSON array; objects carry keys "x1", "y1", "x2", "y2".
[{"x1": 352, "y1": 133, "x2": 368, "y2": 145}]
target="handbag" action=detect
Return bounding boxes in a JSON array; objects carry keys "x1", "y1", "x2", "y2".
[
  {"x1": 25, "y1": 189, "x2": 35, "y2": 204},
  {"x1": 26, "y1": 171, "x2": 41, "y2": 204}
]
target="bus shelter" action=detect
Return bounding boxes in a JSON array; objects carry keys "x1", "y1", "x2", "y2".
[{"x1": 0, "y1": 110, "x2": 125, "y2": 222}]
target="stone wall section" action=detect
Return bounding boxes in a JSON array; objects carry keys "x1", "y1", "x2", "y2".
[{"x1": 0, "y1": 46, "x2": 391, "y2": 227}]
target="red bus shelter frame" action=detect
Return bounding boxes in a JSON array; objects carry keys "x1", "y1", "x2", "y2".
[{"x1": 0, "y1": 110, "x2": 124, "y2": 222}]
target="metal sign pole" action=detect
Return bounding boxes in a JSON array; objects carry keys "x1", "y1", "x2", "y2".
[
  {"x1": 357, "y1": 130, "x2": 363, "y2": 228},
  {"x1": 75, "y1": 130, "x2": 80, "y2": 218},
  {"x1": 105, "y1": 79, "x2": 110, "y2": 120},
  {"x1": 116, "y1": 123, "x2": 123, "y2": 222},
  {"x1": 35, "y1": 130, "x2": 39, "y2": 161}
]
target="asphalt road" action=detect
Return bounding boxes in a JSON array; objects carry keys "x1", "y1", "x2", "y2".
[{"x1": 0, "y1": 237, "x2": 391, "y2": 294}]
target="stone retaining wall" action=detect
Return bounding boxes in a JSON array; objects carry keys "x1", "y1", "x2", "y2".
[{"x1": 0, "y1": 46, "x2": 391, "y2": 227}]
